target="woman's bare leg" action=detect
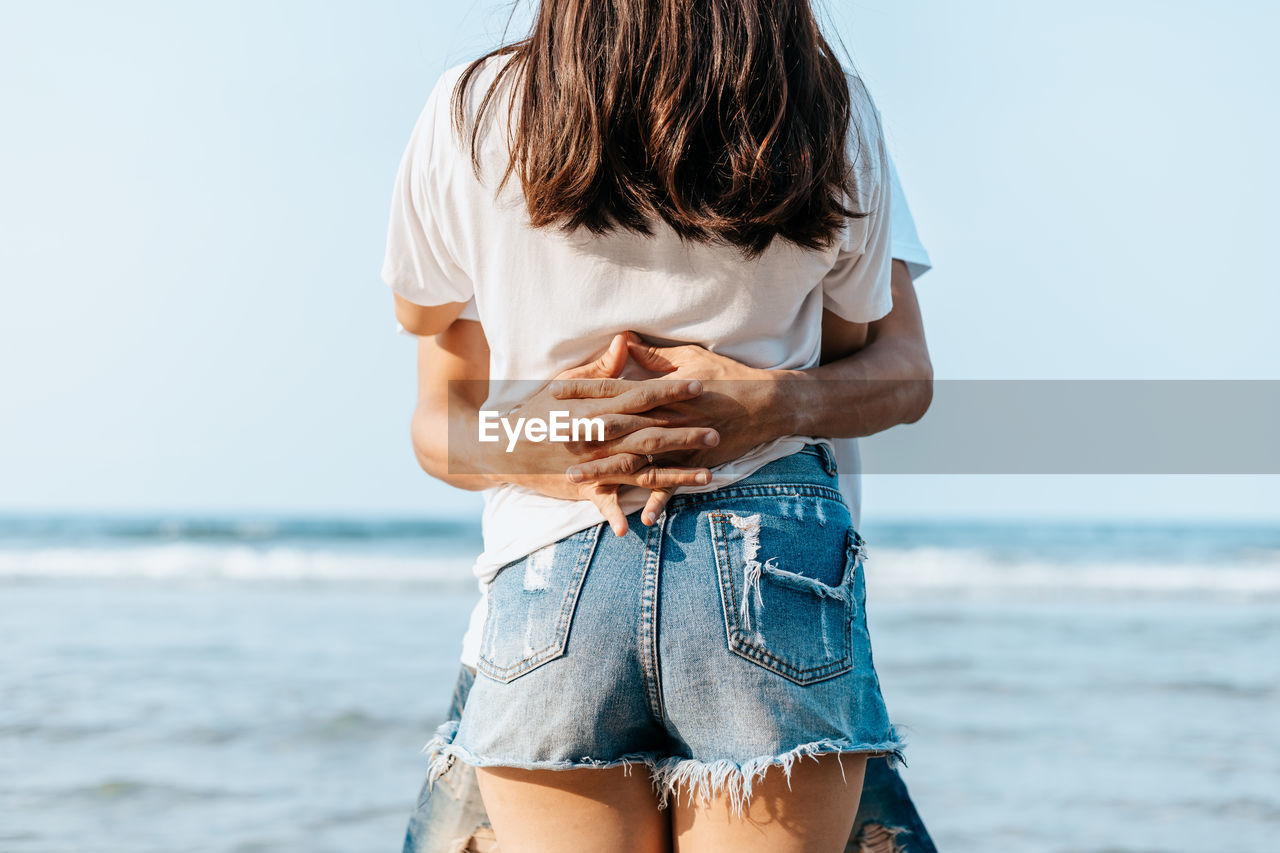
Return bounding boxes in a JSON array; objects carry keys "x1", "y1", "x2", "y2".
[
  {"x1": 475, "y1": 766, "x2": 670, "y2": 853},
  {"x1": 671, "y1": 754, "x2": 867, "y2": 853}
]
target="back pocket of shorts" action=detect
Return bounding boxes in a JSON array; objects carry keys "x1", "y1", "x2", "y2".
[
  {"x1": 710, "y1": 509, "x2": 860, "y2": 685},
  {"x1": 477, "y1": 525, "x2": 603, "y2": 683}
]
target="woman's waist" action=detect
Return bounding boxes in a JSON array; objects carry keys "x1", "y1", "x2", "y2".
[
  {"x1": 473, "y1": 440, "x2": 840, "y2": 582},
  {"x1": 666, "y1": 441, "x2": 844, "y2": 512}
]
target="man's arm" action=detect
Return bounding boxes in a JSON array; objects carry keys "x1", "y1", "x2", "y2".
[
  {"x1": 550, "y1": 259, "x2": 931, "y2": 523},
  {"x1": 410, "y1": 319, "x2": 493, "y2": 492},
  {"x1": 562, "y1": 259, "x2": 933, "y2": 481},
  {"x1": 789, "y1": 259, "x2": 934, "y2": 435}
]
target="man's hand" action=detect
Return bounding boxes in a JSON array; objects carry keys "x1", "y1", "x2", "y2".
[
  {"x1": 491, "y1": 334, "x2": 720, "y2": 537},
  {"x1": 550, "y1": 333, "x2": 794, "y2": 526},
  {"x1": 552, "y1": 335, "x2": 785, "y2": 471}
]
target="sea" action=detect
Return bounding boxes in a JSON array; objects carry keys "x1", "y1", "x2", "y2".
[{"x1": 2, "y1": 516, "x2": 1278, "y2": 852}]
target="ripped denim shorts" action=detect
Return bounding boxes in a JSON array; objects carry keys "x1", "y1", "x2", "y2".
[{"x1": 423, "y1": 444, "x2": 903, "y2": 812}]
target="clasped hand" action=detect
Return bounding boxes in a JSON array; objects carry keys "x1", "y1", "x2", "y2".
[{"x1": 498, "y1": 332, "x2": 784, "y2": 536}]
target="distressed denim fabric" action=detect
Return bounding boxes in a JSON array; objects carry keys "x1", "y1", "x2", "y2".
[
  {"x1": 423, "y1": 445, "x2": 904, "y2": 814},
  {"x1": 403, "y1": 667, "x2": 495, "y2": 853},
  {"x1": 403, "y1": 668, "x2": 937, "y2": 853}
]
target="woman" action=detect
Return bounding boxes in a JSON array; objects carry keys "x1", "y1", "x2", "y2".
[{"x1": 385, "y1": 2, "x2": 904, "y2": 849}]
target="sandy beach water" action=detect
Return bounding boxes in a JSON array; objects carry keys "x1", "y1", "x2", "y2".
[{"x1": 2, "y1": 518, "x2": 1277, "y2": 852}]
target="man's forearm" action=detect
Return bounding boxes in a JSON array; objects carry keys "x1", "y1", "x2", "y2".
[
  {"x1": 409, "y1": 322, "x2": 507, "y2": 491},
  {"x1": 411, "y1": 397, "x2": 499, "y2": 491},
  {"x1": 776, "y1": 340, "x2": 932, "y2": 439},
  {"x1": 775, "y1": 262, "x2": 933, "y2": 439}
]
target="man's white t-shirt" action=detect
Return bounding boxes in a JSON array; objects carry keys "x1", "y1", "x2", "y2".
[{"x1": 383, "y1": 58, "x2": 929, "y2": 667}]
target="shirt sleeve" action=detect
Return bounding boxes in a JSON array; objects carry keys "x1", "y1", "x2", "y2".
[
  {"x1": 821, "y1": 81, "x2": 893, "y2": 324},
  {"x1": 381, "y1": 75, "x2": 474, "y2": 307},
  {"x1": 887, "y1": 154, "x2": 933, "y2": 281}
]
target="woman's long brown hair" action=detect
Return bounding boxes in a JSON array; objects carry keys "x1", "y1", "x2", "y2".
[{"x1": 454, "y1": 0, "x2": 869, "y2": 257}]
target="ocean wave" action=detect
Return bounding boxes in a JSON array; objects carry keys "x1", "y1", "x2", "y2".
[
  {"x1": 1, "y1": 542, "x2": 1277, "y2": 599},
  {"x1": 0, "y1": 544, "x2": 478, "y2": 586},
  {"x1": 865, "y1": 546, "x2": 1280, "y2": 600},
  {"x1": 0, "y1": 515, "x2": 482, "y2": 544},
  {"x1": 57, "y1": 779, "x2": 251, "y2": 804}
]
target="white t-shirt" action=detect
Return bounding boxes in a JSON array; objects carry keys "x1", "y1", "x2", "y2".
[{"x1": 383, "y1": 58, "x2": 924, "y2": 666}]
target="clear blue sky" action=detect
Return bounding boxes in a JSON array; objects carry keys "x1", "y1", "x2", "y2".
[{"x1": 1, "y1": 1, "x2": 1277, "y2": 520}]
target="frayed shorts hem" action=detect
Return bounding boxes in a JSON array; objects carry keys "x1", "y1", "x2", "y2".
[
  {"x1": 422, "y1": 720, "x2": 905, "y2": 817},
  {"x1": 422, "y1": 720, "x2": 659, "y2": 782}
]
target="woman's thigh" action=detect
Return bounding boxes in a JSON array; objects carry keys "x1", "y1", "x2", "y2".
[
  {"x1": 474, "y1": 766, "x2": 671, "y2": 853},
  {"x1": 671, "y1": 754, "x2": 866, "y2": 853}
]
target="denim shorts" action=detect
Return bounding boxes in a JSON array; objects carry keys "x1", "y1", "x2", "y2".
[
  {"x1": 423, "y1": 444, "x2": 903, "y2": 812},
  {"x1": 405, "y1": 668, "x2": 936, "y2": 853}
]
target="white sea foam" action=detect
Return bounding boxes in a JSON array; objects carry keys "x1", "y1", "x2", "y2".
[
  {"x1": 1, "y1": 542, "x2": 1278, "y2": 600},
  {"x1": 865, "y1": 546, "x2": 1280, "y2": 600},
  {"x1": 0, "y1": 544, "x2": 476, "y2": 585}
]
